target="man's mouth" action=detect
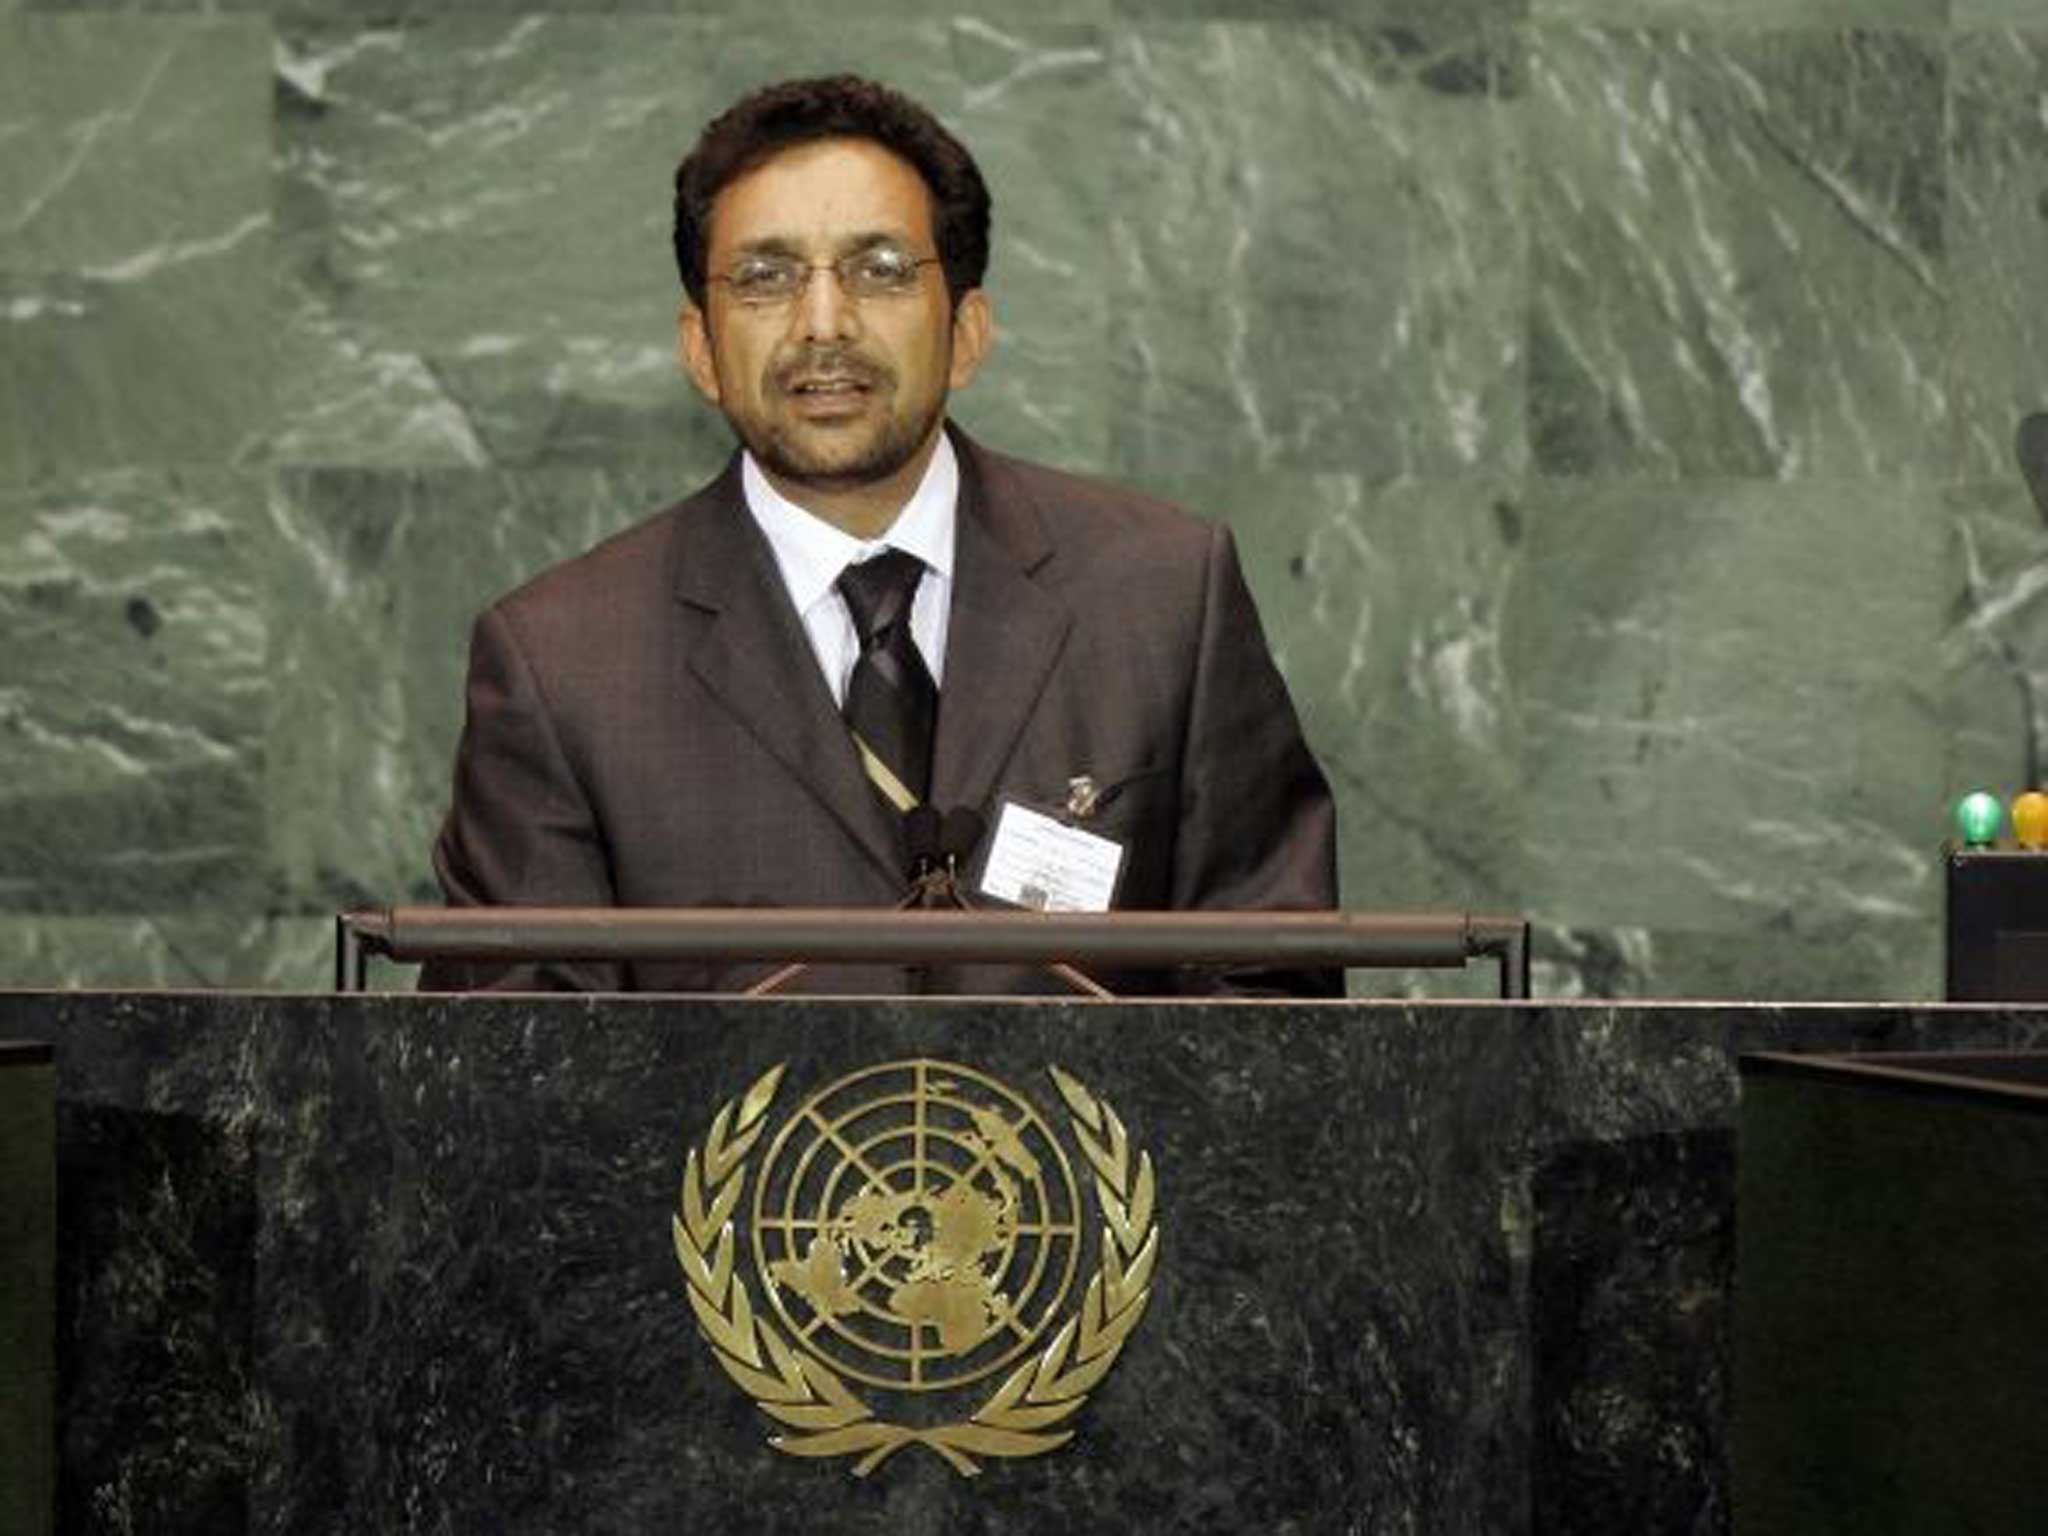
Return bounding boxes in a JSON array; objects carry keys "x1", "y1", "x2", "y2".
[
  {"x1": 788, "y1": 376, "x2": 870, "y2": 396},
  {"x1": 779, "y1": 366, "x2": 886, "y2": 422},
  {"x1": 777, "y1": 348, "x2": 888, "y2": 400}
]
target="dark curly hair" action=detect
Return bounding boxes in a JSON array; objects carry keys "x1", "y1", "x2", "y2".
[{"x1": 673, "y1": 75, "x2": 992, "y2": 312}]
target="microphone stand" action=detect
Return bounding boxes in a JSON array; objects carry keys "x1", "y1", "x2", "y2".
[
  {"x1": 912, "y1": 850, "x2": 1113, "y2": 1000},
  {"x1": 744, "y1": 821, "x2": 1114, "y2": 1000}
]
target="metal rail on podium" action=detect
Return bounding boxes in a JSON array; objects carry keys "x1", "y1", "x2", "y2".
[{"x1": 334, "y1": 906, "x2": 1532, "y2": 998}]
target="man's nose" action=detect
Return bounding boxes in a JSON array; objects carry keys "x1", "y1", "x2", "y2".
[{"x1": 790, "y1": 264, "x2": 860, "y2": 343}]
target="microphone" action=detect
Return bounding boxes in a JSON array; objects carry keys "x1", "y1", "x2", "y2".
[
  {"x1": 900, "y1": 807, "x2": 987, "y2": 910},
  {"x1": 903, "y1": 804, "x2": 942, "y2": 881},
  {"x1": 938, "y1": 808, "x2": 986, "y2": 876},
  {"x1": 2020, "y1": 414, "x2": 2048, "y2": 523}
]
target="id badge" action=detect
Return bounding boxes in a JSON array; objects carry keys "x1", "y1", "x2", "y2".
[{"x1": 977, "y1": 798, "x2": 1126, "y2": 913}]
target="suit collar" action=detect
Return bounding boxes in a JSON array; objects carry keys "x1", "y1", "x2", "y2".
[
  {"x1": 669, "y1": 456, "x2": 905, "y2": 882},
  {"x1": 945, "y1": 423, "x2": 1053, "y2": 573},
  {"x1": 929, "y1": 427, "x2": 1072, "y2": 814}
]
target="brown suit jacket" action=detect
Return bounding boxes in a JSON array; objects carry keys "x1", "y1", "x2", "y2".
[{"x1": 423, "y1": 428, "x2": 1338, "y2": 994}]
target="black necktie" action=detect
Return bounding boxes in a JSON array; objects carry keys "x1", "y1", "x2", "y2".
[{"x1": 836, "y1": 550, "x2": 937, "y2": 811}]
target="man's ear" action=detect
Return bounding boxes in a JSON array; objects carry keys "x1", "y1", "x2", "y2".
[
  {"x1": 948, "y1": 288, "x2": 993, "y2": 390},
  {"x1": 677, "y1": 302, "x2": 722, "y2": 405}
]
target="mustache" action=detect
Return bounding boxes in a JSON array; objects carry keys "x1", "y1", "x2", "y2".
[{"x1": 771, "y1": 348, "x2": 891, "y2": 391}]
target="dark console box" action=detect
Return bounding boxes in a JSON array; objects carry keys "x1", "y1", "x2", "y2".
[
  {"x1": 1734, "y1": 1050, "x2": 2048, "y2": 1534},
  {"x1": 0, "y1": 1040, "x2": 55, "y2": 1536},
  {"x1": 1943, "y1": 846, "x2": 2048, "y2": 1000}
]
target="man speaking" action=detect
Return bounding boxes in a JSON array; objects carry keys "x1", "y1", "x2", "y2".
[{"x1": 424, "y1": 75, "x2": 1337, "y2": 995}]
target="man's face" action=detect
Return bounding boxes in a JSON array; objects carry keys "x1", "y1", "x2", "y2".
[{"x1": 679, "y1": 138, "x2": 990, "y2": 503}]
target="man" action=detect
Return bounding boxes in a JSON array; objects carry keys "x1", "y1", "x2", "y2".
[{"x1": 424, "y1": 75, "x2": 1336, "y2": 994}]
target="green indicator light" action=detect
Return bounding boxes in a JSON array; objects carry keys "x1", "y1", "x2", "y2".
[{"x1": 1956, "y1": 790, "x2": 2004, "y2": 845}]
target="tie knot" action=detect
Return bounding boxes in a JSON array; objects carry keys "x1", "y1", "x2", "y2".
[{"x1": 837, "y1": 549, "x2": 925, "y2": 646}]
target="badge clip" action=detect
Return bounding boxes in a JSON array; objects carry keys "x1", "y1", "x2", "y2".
[{"x1": 1065, "y1": 774, "x2": 1101, "y2": 822}]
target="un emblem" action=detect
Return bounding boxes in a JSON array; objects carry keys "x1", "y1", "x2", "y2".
[{"x1": 672, "y1": 1058, "x2": 1159, "y2": 1477}]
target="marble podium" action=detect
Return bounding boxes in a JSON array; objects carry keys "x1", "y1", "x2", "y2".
[{"x1": 13, "y1": 991, "x2": 2047, "y2": 1534}]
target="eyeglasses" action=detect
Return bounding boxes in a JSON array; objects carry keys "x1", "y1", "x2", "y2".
[{"x1": 708, "y1": 245, "x2": 942, "y2": 308}]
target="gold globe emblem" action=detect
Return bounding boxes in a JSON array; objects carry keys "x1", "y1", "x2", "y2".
[
  {"x1": 751, "y1": 1059, "x2": 1082, "y2": 1391},
  {"x1": 673, "y1": 1058, "x2": 1159, "y2": 1475}
]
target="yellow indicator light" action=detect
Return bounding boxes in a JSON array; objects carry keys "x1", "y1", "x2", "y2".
[{"x1": 2014, "y1": 791, "x2": 2048, "y2": 848}]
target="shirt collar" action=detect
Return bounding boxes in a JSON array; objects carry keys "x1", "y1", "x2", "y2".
[{"x1": 740, "y1": 433, "x2": 959, "y2": 618}]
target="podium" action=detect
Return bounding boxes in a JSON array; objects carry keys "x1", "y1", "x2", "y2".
[
  {"x1": 12, "y1": 988, "x2": 2048, "y2": 1531},
  {"x1": 1734, "y1": 1051, "x2": 2048, "y2": 1533}
]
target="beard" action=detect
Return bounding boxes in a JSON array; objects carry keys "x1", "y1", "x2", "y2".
[{"x1": 725, "y1": 346, "x2": 947, "y2": 492}]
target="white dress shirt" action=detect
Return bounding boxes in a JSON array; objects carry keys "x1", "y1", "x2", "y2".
[{"x1": 739, "y1": 435, "x2": 957, "y2": 705}]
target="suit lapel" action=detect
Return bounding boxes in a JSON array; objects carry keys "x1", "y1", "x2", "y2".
[
  {"x1": 670, "y1": 461, "x2": 903, "y2": 882},
  {"x1": 931, "y1": 434, "x2": 1072, "y2": 813}
]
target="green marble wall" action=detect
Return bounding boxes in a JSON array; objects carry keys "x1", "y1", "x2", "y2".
[{"x1": 3, "y1": 2, "x2": 2044, "y2": 999}]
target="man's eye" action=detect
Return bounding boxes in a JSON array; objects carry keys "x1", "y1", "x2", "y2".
[
  {"x1": 729, "y1": 260, "x2": 798, "y2": 296},
  {"x1": 849, "y1": 250, "x2": 917, "y2": 288}
]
